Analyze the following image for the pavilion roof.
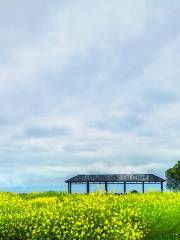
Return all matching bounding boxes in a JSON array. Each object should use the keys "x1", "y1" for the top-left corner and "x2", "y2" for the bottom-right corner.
[{"x1": 65, "y1": 174, "x2": 165, "y2": 183}]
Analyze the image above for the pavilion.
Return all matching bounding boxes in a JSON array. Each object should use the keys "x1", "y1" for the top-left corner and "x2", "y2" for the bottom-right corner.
[{"x1": 65, "y1": 174, "x2": 165, "y2": 194}]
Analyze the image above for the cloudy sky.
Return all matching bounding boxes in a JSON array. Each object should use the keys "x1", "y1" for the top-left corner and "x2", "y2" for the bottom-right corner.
[{"x1": 0, "y1": 0, "x2": 180, "y2": 188}]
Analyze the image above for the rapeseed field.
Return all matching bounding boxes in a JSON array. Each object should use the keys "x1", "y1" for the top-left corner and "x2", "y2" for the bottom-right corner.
[{"x1": 0, "y1": 192, "x2": 179, "y2": 240}]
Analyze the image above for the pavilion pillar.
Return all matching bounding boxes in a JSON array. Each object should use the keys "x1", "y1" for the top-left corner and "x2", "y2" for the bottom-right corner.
[
  {"x1": 142, "y1": 182, "x2": 145, "y2": 193},
  {"x1": 123, "y1": 182, "x2": 126, "y2": 194},
  {"x1": 161, "y1": 182, "x2": 163, "y2": 192},
  {"x1": 68, "y1": 183, "x2": 72, "y2": 194},
  {"x1": 105, "y1": 182, "x2": 108, "y2": 193},
  {"x1": 87, "y1": 182, "x2": 90, "y2": 194}
]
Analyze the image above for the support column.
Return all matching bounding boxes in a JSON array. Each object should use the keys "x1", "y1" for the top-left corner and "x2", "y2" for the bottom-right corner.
[
  {"x1": 124, "y1": 182, "x2": 126, "y2": 194},
  {"x1": 87, "y1": 182, "x2": 90, "y2": 194},
  {"x1": 105, "y1": 182, "x2": 108, "y2": 193},
  {"x1": 142, "y1": 182, "x2": 145, "y2": 193},
  {"x1": 68, "y1": 182, "x2": 72, "y2": 194},
  {"x1": 161, "y1": 182, "x2": 163, "y2": 192},
  {"x1": 69, "y1": 182, "x2": 72, "y2": 194}
]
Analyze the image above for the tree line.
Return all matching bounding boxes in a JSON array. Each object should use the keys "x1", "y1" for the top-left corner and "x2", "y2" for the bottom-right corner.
[{"x1": 166, "y1": 160, "x2": 180, "y2": 191}]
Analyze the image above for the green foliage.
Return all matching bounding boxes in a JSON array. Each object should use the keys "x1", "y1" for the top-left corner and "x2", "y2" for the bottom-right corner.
[
  {"x1": 165, "y1": 160, "x2": 180, "y2": 191},
  {"x1": 0, "y1": 192, "x2": 179, "y2": 239},
  {"x1": 130, "y1": 190, "x2": 138, "y2": 194},
  {"x1": 18, "y1": 191, "x2": 66, "y2": 200}
]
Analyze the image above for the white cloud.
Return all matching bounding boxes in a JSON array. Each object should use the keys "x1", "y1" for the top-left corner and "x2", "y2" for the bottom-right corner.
[{"x1": 0, "y1": 1, "x2": 179, "y2": 187}]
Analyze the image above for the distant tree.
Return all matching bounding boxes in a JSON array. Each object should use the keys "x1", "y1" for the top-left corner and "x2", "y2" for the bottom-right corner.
[
  {"x1": 165, "y1": 161, "x2": 180, "y2": 191},
  {"x1": 130, "y1": 190, "x2": 138, "y2": 194}
]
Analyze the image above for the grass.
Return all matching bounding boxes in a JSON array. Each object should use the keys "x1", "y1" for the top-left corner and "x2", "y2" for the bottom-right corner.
[{"x1": 0, "y1": 191, "x2": 179, "y2": 239}]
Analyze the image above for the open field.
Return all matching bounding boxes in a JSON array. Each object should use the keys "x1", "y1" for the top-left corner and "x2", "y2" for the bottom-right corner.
[{"x1": 0, "y1": 192, "x2": 179, "y2": 240}]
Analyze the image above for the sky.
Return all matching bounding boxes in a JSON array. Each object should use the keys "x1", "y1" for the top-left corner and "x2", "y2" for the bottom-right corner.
[{"x1": 0, "y1": 0, "x2": 180, "y2": 190}]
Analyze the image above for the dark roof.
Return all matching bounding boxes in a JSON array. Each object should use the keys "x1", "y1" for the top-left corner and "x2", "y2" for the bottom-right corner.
[{"x1": 65, "y1": 174, "x2": 165, "y2": 183}]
